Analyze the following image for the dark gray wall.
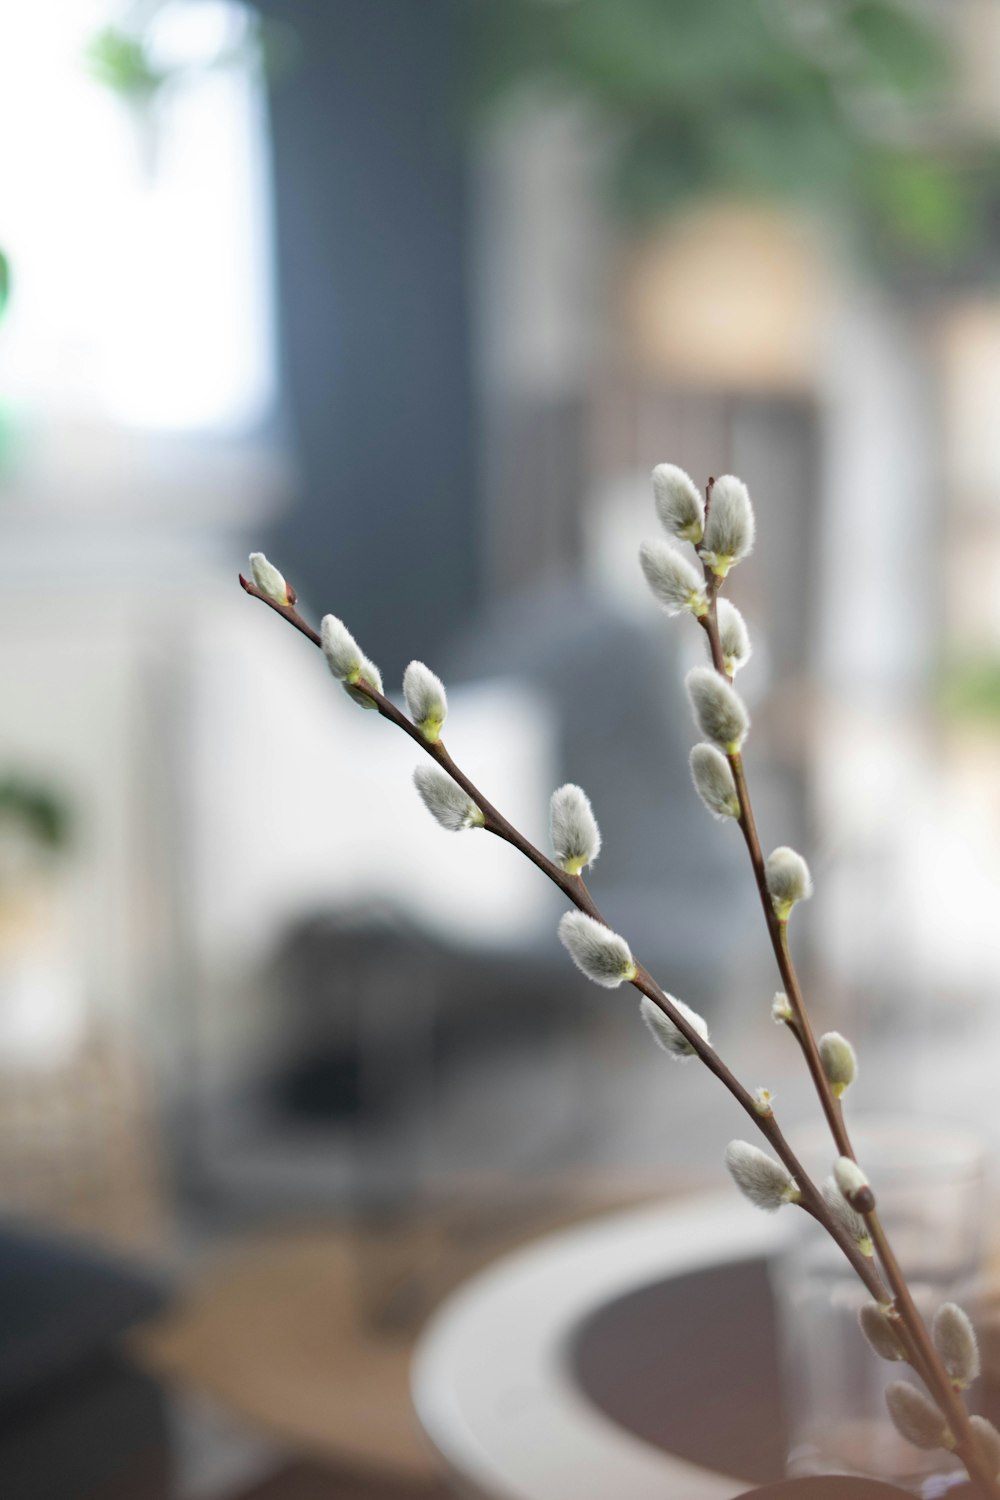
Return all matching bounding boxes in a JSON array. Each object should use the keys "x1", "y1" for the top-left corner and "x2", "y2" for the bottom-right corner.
[{"x1": 256, "y1": 0, "x2": 479, "y2": 669}]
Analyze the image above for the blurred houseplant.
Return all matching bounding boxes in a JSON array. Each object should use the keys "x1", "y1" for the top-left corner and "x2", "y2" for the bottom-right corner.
[
  {"x1": 84, "y1": 0, "x2": 297, "y2": 172},
  {"x1": 0, "y1": 774, "x2": 79, "y2": 1064},
  {"x1": 465, "y1": 0, "x2": 1000, "y2": 403},
  {"x1": 469, "y1": 0, "x2": 1000, "y2": 284},
  {"x1": 239, "y1": 464, "x2": 1000, "y2": 1495}
]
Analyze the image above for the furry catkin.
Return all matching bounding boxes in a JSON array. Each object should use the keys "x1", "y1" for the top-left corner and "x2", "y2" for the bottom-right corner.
[
  {"x1": 932, "y1": 1303, "x2": 980, "y2": 1388},
  {"x1": 689, "y1": 743, "x2": 740, "y2": 819},
  {"x1": 885, "y1": 1381, "x2": 950, "y2": 1451},
  {"x1": 550, "y1": 784, "x2": 602, "y2": 874},
  {"x1": 652, "y1": 462, "x2": 704, "y2": 542},
  {"x1": 640, "y1": 994, "x2": 708, "y2": 1058},
  {"x1": 765, "y1": 846, "x2": 812, "y2": 918},
  {"x1": 321, "y1": 614, "x2": 363, "y2": 682},
  {"x1": 413, "y1": 765, "x2": 483, "y2": 831},
  {"x1": 403, "y1": 661, "x2": 448, "y2": 741},
  {"x1": 725, "y1": 1140, "x2": 799, "y2": 1211},
  {"x1": 717, "y1": 598, "x2": 752, "y2": 675},
  {"x1": 344, "y1": 657, "x2": 384, "y2": 709},
  {"x1": 558, "y1": 911, "x2": 636, "y2": 988},
  {"x1": 819, "y1": 1032, "x2": 857, "y2": 1097},
  {"x1": 686, "y1": 667, "x2": 749, "y2": 752},
  {"x1": 639, "y1": 540, "x2": 707, "y2": 617},
  {"x1": 249, "y1": 552, "x2": 291, "y2": 605},
  {"x1": 823, "y1": 1176, "x2": 872, "y2": 1255},
  {"x1": 700, "y1": 474, "x2": 755, "y2": 575},
  {"x1": 859, "y1": 1303, "x2": 906, "y2": 1363}
]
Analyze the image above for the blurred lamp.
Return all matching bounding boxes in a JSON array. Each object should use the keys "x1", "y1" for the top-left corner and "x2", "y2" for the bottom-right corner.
[{"x1": 617, "y1": 200, "x2": 828, "y2": 394}]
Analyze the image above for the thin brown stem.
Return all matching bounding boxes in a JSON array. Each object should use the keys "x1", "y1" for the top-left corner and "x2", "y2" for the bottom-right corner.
[
  {"x1": 239, "y1": 574, "x2": 887, "y2": 1303},
  {"x1": 243, "y1": 571, "x2": 997, "y2": 1495},
  {"x1": 866, "y1": 1209, "x2": 994, "y2": 1493},
  {"x1": 698, "y1": 599, "x2": 997, "y2": 1497}
]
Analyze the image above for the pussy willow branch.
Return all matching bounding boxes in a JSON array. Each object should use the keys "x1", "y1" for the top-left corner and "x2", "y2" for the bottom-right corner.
[
  {"x1": 239, "y1": 574, "x2": 884, "y2": 1298},
  {"x1": 240, "y1": 571, "x2": 997, "y2": 1496},
  {"x1": 697, "y1": 578, "x2": 995, "y2": 1495}
]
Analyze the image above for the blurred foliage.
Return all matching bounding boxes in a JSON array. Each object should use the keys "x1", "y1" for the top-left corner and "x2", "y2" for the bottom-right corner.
[
  {"x1": 939, "y1": 657, "x2": 1000, "y2": 724},
  {"x1": 467, "y1": 0, "x2": 1000, "y2": 284},
  {"x1": 0, "y1": 777, "x2": 74, "y2": 851},
  {"x1": 0, "y1": 248, "x2": 8, "y2": 320},
  {"x1": 86, "y1": 25, "x2": 166, "y2": 101},
  {"x1": 85, "y1": 3, "x2": 299, "y2": 110}
]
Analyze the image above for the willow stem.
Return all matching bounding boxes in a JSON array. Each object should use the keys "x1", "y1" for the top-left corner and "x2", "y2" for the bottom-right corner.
[
  {"x1": 242, "y1": 572, "x2": 997, "y2": 1496},
  {"x1": 698, "y1": 595, "x2": 998, "y2": 1498},
  {"x1": 239, "y1": 574, "x2": 887, "y2": 1301}
]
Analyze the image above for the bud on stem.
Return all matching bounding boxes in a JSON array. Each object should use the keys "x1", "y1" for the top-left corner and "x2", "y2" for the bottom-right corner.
[
  {"x1": 885, "y1": 1381, "x2": 951, "y2": 1452},
  {"x1": 819, "y1": 1032, "x2": 857, "y2": 1097},
  {"x1": 639, "y1": 994, "x2": 708, "y2": 1058},
  {"x1": 640, "y1": 540, "x2": 708, "y2": 617},
  {"x1": 699, "y1": 474, "x2": 755, "y2": 577},
  {"x1": 859, "y1": 1302, "x2": 906, "y2": 1362},
  {"x1": 249, "y1": 551, "x2": 294, "y2": 606},
  {"x1": 652, "y1": 463, "x2": 705, "y2": 543},
  {"x1": 403, "y1": 661, "x2": 448, "y2": 742},
  {"x1": 558, "y1": 911, "x2": 636, "y2": 989},
  {"x1": 725, "y1": 1140, "x2": 800, "y2": 1212},
  {"x1": 834, "y1": 1156, "x2": 875, "y2": 1214},
  {"x1": 765, "y1": 846, "x2": 812, "y2": 921},
  {"x1": 932, "y1": 1303, "x2": 980, "y2": 1389},
  {"x1": 550, "y1": 784, "x2": 602, "y2": 874},
  {"x1": 685, "y1": 667, "x2": 749, "y2": 753}
]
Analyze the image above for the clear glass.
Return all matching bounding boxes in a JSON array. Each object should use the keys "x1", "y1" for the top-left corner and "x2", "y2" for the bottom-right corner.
[{"x1": 772, "y1": 1116, "x2": 988, "y2": 1494}]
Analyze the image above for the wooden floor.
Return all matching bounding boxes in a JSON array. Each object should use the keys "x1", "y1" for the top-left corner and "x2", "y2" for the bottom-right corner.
[{"x1": 135, "y1": 1181, "x2": 677, "y2": 1485}]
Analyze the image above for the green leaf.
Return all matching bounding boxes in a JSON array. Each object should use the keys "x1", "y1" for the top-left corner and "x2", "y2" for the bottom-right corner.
[
  {"x1": 84, "y1": 26, "x2": 164, "y2": 102},
  {"x1": 0, "y1": 777, "x2": 74, "y2": 850}
]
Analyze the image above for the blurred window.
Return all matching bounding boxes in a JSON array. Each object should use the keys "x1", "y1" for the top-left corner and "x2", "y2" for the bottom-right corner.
[{"x1": 0, "y1": 0, "x2": 274, "y2": 432}]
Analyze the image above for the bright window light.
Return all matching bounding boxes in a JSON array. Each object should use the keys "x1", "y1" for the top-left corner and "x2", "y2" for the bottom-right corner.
[{"x1": 0, "y1": 0, "x2": 275, "y2": 433}]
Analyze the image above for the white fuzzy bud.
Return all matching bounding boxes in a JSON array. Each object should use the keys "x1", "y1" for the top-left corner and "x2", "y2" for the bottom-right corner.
[
  {"x1": 550, "y1": 784, "x2": 602, "y2": 875},
  {"x1": 685, "y1": 667, "x2": 749, "y2": 752},
  {"x1": 823, "y1": 1177, "x2": 873, "y2": 1256},
  {"x1": 859, "y1": 1303, "x2": 906, "y2": 1362},
  {"x1": 652, "y1": 463, "x2": 704, "y2": 543},
  {"x1": 717, "y1": 598, "x2": 752, "y2": 676},
  {"x1": 885, "y1": 1381, "x2": 950, "y2": 1452},
  {"x1": 765, "y1": 846, "x2": 813, "y2": 920},
  {"x1": 772, "y1": 991, "x2": 793, "y2": 1025},
  {"x1": 834, "y1": 1156, "x2": 875, "y2": 1213},
  {"x1": 699, "y1": 474, "x2": 755, "y2": 577},
  {"x1": 970, "y1": 1416, "x2": 1000, "y2": 1477},
  {"x1": 932, "y1": 1303, "x2": 980, "y2": 1388},
  {"x1": 344, "y1": 657, "x2": 384, "y2": 710},
  {"x1": 724, "y1": 1141, "x2": 799, "y2": 1212},
  {"x1": 639, "y1": 993, "x2": 708, "y2": 1058},
  {"x1": 753, "y1": 1086, "x2": 775, "y2": 1116},
  {"x1": 639, "y1": 540, "x2": 708, "y2": 617},
  {"x1": 819, "y1": 1032, "x2": 857, "y2": 1098},
  {"x1": 249, "y1": 551, "x2": 291, "y2": 605},
  {"x1": 413, "y1": 765, "x2": 484, "y2": 831},
  {"x1": 403, "y1": 661, "x2": 448, "y2": 742},
  {"x1": 558, "y1": 911, "x2": 636, "y2": 989},
  {"x1": 689, "y1": 743, "x2": 740, "y2": 820},
  {"x1": 321, "y1": 614, "x2": 363, "y2": 683}
]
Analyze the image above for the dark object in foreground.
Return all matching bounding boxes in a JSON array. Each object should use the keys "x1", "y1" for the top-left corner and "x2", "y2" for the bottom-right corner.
[{"x1": 0, "y1": 1218, "x2": 170, "y2": 1498}]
